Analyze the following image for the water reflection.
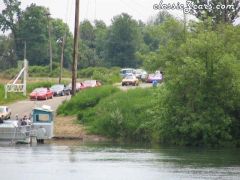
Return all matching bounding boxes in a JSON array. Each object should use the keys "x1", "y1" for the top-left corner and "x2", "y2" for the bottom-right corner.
[{"x1": 0, "y1": 140, "x2": 240, "y2": 180}]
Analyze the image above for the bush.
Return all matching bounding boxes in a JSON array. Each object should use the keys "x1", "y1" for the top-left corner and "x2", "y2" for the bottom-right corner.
[
  {"x1": 78, "y1": 67, "x2": 121, "y2": 84},
  {"x1": 80, "y1": 88, "x2": 157, "y2": 142},
  {"x1": 57, "y1": 86, "x2": 120, "y2": 115}
]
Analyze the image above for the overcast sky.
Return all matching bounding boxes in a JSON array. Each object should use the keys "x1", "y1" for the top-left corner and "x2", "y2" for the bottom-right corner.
[{"x1": 16, "y1": 0, "x2": 186, "y2": 33}]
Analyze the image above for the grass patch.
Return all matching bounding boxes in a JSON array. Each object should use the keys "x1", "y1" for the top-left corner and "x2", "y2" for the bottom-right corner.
[
  {"x1": 82, "y1": 88, "x2": 156, "y2": 142},
  {"x1": 57, "y1": 86, "x2": 157, "y2": 142},
  {"x1": 57, "y1": 86, "x2": 120, "y2": 115}
]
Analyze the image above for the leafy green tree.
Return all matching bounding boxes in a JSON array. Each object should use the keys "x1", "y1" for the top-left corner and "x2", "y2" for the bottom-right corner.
[
  {"x1": 51, "y1": 18, "x2": 73, "y2": 69},
  {"x1": 148, "y1": 11, "x2": 174, "y2": 25},
  {"x1": 154, "y1": 24, "x2": 240, "y2": 146},
  {"x1": 0, "y1": 0, "x2": 21, "y2": 59},
  {"x1": 190, "y1": 0, "x2": 240, "y2": 24},
  {"x1": 139, "y1": 18, "x2": 185, "y2": 71},
  {"x1": 80, "y1": 20, "x2": 95, "y2": 48},
  {"x1": 105, "y1": 13, "x2": 141, "y2": 67},
  {"x1": 17, "y1": 4, "x2": 49, "y2": 65},
  {"x1": 94, "y1": 20, "x2": 108, "y2": 62},
  {"x1": 0, "y1": 35, "x2": 16, "y2": 69}
]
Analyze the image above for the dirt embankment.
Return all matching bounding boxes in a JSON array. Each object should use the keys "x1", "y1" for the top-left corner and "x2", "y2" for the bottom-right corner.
[{"x1": 54, "y1": 116, "x2": 107, "y2": 142}]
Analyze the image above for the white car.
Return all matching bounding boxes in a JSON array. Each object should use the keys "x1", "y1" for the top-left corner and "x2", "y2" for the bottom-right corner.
[
  {"x1": 0, "y1": 106, "x2": 11, "y2": 120},
  {"x1": 135, "y1": 69, "x2": 148, "y2": 80}
]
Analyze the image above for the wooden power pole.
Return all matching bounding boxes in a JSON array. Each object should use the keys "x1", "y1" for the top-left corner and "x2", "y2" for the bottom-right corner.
[
  {"x1": 59, "y1": 33, "x2": 66, "y2": 84},
  {"x1": 46, "y1": 12, "x2": 53, "y2": 73},
  {"x1": 72, "y1": 0, "x2": 80, "y2": 96}
]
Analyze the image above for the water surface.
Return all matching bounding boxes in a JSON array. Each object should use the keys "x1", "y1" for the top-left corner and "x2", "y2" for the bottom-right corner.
[{"x1": 0, "y1": 141, "x2": 239, "y2": 180}]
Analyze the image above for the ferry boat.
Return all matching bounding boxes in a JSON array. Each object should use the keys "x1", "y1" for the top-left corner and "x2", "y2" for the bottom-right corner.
[{"x1": 0, "y1": 105, "x2": 54, "y2": 144}]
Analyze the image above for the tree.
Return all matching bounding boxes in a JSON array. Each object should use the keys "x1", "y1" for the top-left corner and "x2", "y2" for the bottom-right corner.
[
  {"x1": 0, "y1": 0, "x2": 21, "y2": 59},
  {"x1": 189, "y1": 0, "x2": 240, "y2": 24},
  {"x1": 105, "y1": 13, "x2": 141, "y2": 67},
  {"x1": 94, "y1": 20, "x2": 108, "y2": 61},
  {"x1": 153, "y1": 24, "x2": 240, "y2": 146},
  {"x1": 0, "y1": 35, "x2": 16, "y2": 70},
  {"x1": 51, "y1": 18, "x2": 73, "y2": 69},
  {"x1": 17, "y1": 4, "x2": 50, "y2": 66},
  {"x1": 139, "y1": 18, "x2": 185, "y2": 71},
  {"x1": 148, "y1": 11, "x2": 174, "y2": 25},
  {"x1": 80, "y1": 20, "x2": 95, "y2": 47}
]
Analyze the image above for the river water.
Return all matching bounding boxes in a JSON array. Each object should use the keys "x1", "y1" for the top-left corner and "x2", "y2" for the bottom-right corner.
[{"x1": 0, "y1": 141, "x2": 240, "y2": 180}]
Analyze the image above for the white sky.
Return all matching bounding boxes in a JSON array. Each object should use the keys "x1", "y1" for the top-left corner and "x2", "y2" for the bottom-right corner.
[{"x1": 16, "y1": 0, "x2": 187, "y2": 33}]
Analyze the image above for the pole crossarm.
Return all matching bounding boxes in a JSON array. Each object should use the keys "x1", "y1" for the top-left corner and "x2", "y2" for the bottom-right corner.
[{"x1": 12, "y1": 67, "x2": 25, "y2": 84}]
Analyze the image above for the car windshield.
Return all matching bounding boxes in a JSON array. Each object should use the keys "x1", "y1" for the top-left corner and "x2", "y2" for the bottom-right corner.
[
  {"x1": 125, "y1": 76, "x2": 134, "y2": 79},
  {"x1": 135, "y1": 69, "x2": 143, "y2": 74},
  {"x1": 0, "y1": 107, "x2": 4, "y2": 113},
  {"x1": 121, "y1": 69, "x2": 133, "y2": 74},
  {"x1": 51, "y1": 85, "x2": 64, "y2": 90},
  {"x1": 84, "y1": 80, "x2": 95, "y2": 85},
  {"x1": 33, "y1": 88, "x2": 47, "y2": 93}
]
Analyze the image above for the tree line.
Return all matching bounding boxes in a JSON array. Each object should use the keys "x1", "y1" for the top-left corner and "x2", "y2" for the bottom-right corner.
[{"x1": 1, "y1": 0, "x2": 238, "y2": 72}]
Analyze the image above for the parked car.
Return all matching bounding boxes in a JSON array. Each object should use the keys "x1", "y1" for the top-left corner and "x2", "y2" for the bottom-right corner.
[
  {"x1": 122, "y1": 75, "x2": 139, "y2": 86},
  {"x1": 67, "y1": 82, "x2": 86, "y2": 94},
  {"x1": 135, "y1": 69, "x2": 148, "y2": 81},
  {"x1": 120, "y1": 68, "x2": 135, "y2": 78},
  {"x1": 146, "y1": 72, "x2": 163, "y2": 83},
  {"x1": 50, "y1": 84, "x2": 71, "y2": 96},
  {"x1": 30, "y1": 88, "x2": 53, "y2": 100},
  {"x1": 83, "y1": 80, "x2": 102, "y2": 88},
  {"x1": 0, "y1": 106, "x2": 11, "y2": 120}
]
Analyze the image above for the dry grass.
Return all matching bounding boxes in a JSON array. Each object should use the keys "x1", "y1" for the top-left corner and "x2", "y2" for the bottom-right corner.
[
  {"x1": 54, "y1": 116, "x2": 85, "y2": 138},
  {"x1": 54, "y1": 115, "x2": 108, "y2": 142}
]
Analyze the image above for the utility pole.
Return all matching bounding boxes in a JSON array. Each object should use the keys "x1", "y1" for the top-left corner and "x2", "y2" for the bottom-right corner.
[
  {"x1": 72, "y1": 0, "x2": 80, "y2": 96},
  {"x1": 183, "y1": 9, "x2": 187, "y2": 41},
  {"x1": 59, "y1": 33, "x2": 66, "y2": 84},
  {"x1": 24, "y1": 41, "x2": 27, "y2": 60},
  {"x1": 46, "y1": 12, "x2": 53, "y2": 73}
]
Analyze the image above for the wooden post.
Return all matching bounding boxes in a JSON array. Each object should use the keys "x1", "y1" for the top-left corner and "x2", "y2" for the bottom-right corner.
[
  {"x1": 72, "y1": 0, "x2": 80, "y2": 96},
  {"x1": 59, "y1": 33, "x2": 66, "y2": 84},
  {"x1": 46, "y1": 12, "x2": 53, "y2": 73},
  {"x1": 23, "y1": 59, "x2": 28, "y2": 96}
]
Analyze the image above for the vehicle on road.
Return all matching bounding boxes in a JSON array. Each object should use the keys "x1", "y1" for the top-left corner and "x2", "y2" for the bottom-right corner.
[
  {"x1": 30, "y1": 88, "x2": 53, "y2": 100},
  {"x1": 146, "y1": 72, "x2": 163, "y2": 83},
  {"x1": 120, "y1": 68, "x2": 135, "y2": 78},
  {"x1": 83, "y1": 80, "x2": 102, "y2": 88},
  {"x1": 50, "y1": 84, "x2": 70, "y2": 96},
  {"x1": 0, "y1": 106, "x2": 11, "y2": 120},
  {"x1": 122, "y1": 75, "x2": 139, "y2": 86},
  {"x1": 135, "y1": 69, "x2": 148, "y2": 81},
  {"x1": 67, "y1": 82, "x2": 86, "y2": 94}
]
